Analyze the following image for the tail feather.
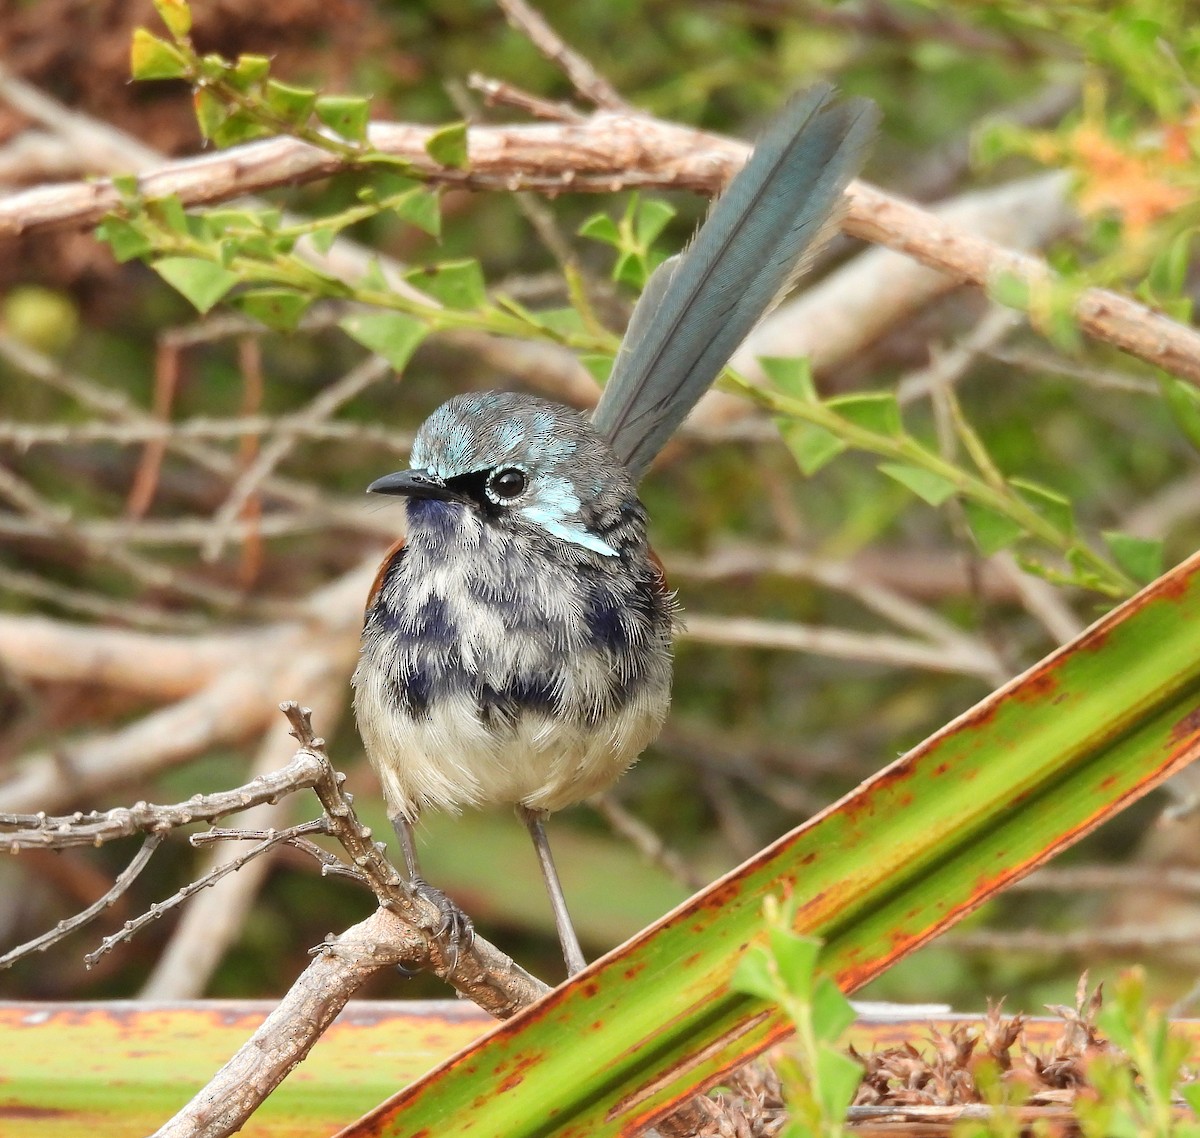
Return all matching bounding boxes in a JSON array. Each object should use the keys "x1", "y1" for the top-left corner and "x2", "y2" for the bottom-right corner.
[{"x1": 591, "y1": 84, "x2": 878, "y2": 481}]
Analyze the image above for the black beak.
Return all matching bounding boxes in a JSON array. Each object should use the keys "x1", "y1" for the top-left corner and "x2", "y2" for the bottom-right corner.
[{"x1": 366, "y1": 469, "x2": 469, "y2": 504}]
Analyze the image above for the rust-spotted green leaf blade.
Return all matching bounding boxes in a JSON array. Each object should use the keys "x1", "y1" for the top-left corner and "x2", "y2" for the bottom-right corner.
[{"x1": 343, "y1": 550, "x2": 1200, "y2": 1138}]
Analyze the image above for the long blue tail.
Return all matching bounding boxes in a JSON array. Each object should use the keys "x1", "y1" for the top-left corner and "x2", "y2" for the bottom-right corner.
[{"x1": 591, "y1": 84, "x2": 877, "y2": 482}]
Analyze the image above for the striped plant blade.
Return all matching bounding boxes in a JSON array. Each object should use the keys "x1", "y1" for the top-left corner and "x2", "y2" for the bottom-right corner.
[{"x1": 341, "y1": 549, "x2": 1200, "y2": 1138}]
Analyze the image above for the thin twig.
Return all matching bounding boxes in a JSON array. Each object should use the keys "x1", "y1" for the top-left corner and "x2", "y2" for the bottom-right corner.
[
  {"x1": 681, "y1": 612, "x2": 1000, "y2": 680},
  {"x1": 493, "y1": 0, "x2": 627, "y2": 109},
  {"x1": 84, "y1": 824, "x2": 314, "y2": 968},
  {"x1": 0, "y1": 833, "x2": 164, "y2": 969},
  {"x1": 467, "y1": 73, "x2": 585, "y2": 122},
  {"x1": 589, "y1": 792, "x2": 705, "y2": 891},
  {"x1": 201, "y1": 354, "x2": 392, "y2": 561},
  {"x1": 191, "y1": 824, "x2": 368, "y2": 885},
  {"x1": 0, "y1": 750, "x2": 325, "y2": 849}
]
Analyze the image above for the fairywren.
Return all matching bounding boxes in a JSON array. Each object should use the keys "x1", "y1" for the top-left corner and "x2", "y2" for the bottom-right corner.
[{"x1": 353, "y1": 85, "x2": 877, "y2": 975}]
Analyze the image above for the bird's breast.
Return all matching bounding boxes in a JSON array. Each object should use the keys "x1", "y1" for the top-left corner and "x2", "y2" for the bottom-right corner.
[{"x1": 352, "y1": 539, "x2": 674, "y2": 816}]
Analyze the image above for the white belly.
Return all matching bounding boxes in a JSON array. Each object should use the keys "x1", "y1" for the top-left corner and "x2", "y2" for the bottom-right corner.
[{"x1": 354, "y1": 669, "x2": 670, "y2": 817}]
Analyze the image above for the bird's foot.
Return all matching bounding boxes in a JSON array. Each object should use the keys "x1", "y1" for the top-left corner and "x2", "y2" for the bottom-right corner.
[{"x1": 398, "y1": 877, "x2": 474, "y2": 975}]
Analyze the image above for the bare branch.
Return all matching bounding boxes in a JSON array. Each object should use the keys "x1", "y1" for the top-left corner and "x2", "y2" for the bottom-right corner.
[
  {"x1": 148, "y1": 908, "x2": 426, "y2": 1138},
  {"x1": 0, "y1": 747, "x2": 323, "y2": 848},
  {"x1": 201, "y1": 354, "x2": 392, "y2": 562},
  {"x1": 0, "y1": 833, "x2": 164, "y2": 969},
  {"x1": 681, "y1": 613, "x2": 1001, "y2": 681},
  {"x1": 84, "y1": 824, "x2": 314, "y2": 968},
  {"x1": 1, "y1": 109, "x2": 1196, "y2": 383},
  {"x1": 494, "y1": 0, "x2": 628, "y2": 109},
  {"x1": 191, "y1": 825, "x2": 368, "y2": 885}
]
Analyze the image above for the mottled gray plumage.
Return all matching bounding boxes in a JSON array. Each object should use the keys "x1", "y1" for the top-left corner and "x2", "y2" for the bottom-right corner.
[
  {"x1": 355, "y1": 392, "x2": 675, "y2": 820},
  {"x1": 352, "y1": 88, "x2": 877, "y2": 973}
]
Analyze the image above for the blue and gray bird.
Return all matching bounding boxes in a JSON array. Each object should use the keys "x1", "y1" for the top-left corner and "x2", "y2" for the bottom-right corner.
[{"x1": 353, "y1": 85, "x2": 877, "y2": 975}]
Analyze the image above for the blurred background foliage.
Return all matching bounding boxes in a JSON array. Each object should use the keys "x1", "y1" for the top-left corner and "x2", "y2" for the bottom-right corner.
[{"x1": 2, "y1": 0, "x2": 1200, "y2": 1017}]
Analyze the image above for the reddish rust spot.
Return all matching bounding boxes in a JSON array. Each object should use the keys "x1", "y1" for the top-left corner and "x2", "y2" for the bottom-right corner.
[
  {"x1": 0, "y1": 1107, "x2": 68, "y2": 1119},
  {"x1": 497, "y1": 1073, "x2": 525, "y2": 1093},
  {"x1": 1171, "y1": 704, "x2": 1200, "y2": 743},
  {"x1": 579, "y1": 980, "x2": 600, "y2": 998},
  {"x1": 623, "y1": 962, "x2": 646, "y2": 981},
  {"x1": 800, "y1": 851, "x2": 817, "y2": 865},
  {"x1": 1098, "y1": 773, "x2": 1120, "y2": 790},
  {"x1": 933, "y1": 762, "x2": 950, "y2": 777},
  {"x1": 1015, "y1": 669, "x2": 1058, "y2": 701}
]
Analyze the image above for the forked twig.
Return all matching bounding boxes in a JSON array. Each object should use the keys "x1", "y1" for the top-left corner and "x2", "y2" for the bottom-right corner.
[{"x1": 0, "y1": 833, "x2": 164, "y2": 969}]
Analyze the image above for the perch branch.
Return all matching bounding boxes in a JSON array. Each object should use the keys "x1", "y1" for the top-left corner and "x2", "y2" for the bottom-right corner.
[{"x1": 1, "y1": 112, "x2": 1196, "y2": 383}]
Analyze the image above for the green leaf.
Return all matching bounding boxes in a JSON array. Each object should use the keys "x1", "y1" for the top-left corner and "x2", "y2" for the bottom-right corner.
[
  {"x1": 130, "y1": 28, "x2": 189, "y2": 81},
  {"x1": 759, "y1": 356, "x2": 817, "y2": 402},
  {"x1": 315, "y1": 95, "x2": 371, "y2": 143},
  {"x1": 578, "y1": 213, "x2": 621, "y2": 247},
  {"x1": 988, "y1": 269, "x2": 1031, "y2": 311},
  {"x1": 613, "y1": 251, "x2": 644, "y2": 290},
  {"x1": 152, "y1": 257, "x2": 239, "y2": 313},
  {"x1": 211, "y1": 110, "x2": 271, "y2": 148},
  {"x1": 228, "y1": 53, "x2": 270, "y2": 92},
  {"x1": 778, "y1": 419, "x2": 846, "y2": 476},
  {"x1": 152, "y1": 0, "x2": 192, "y2": 38},
  {"x1": 962, "y1": 500, "x2": 1024, "y2": 555},
  {"x1": 827, "y1": 392, "x2": 902, "y2": 436},
  {"x1": 729, "y1": 945, "x2": 779, "y2": 1004},
  {"x1": 339, "y1": 311, "x2": 427, "y2": 371},
  {"x1": 95, "y1": 216, "x2": 152, "y2": 263},
  {"x1": 1102, "y1": 532, "x2": 1163, "y2": 584},
  {"x1": 404, "y1": 260, "x2": 487, "y2": 310},
  {"x1": 193, "y1": 87, "x2": 229, "y2": 141},
  {"x1": 390, "y1": 188, "x2": 441, "y2": 237},
  {"x1": 810, "y1": 977, "x2": 856, "y2": 1043},
  {"x1": 195, "y1": 52, "x2": 229, "y2": 84},
  {"x1": 634, "y1": 199, "x2": 676, "y2": 246},
  {"x1": 308, "y1": 224, "x2": 344, "y2": 256},
  {"x1": 1148, "y1": 229, "x2": 1194, "y2": 297},
  {"x1": 1161, "y1": 376, "x2": 1200, "y2": 454},
  {"x1": 765, "y1": 928, "x2": 819, "y2": 1000},
  {"x1": 878, "y1": 462, "x2": 957, "y2": 506},
  {"x1": 146, "y1": 194, "x2": 188, "y2": 234},
  {"x1": 814, "y1": 1046, "x2": 863, "y2": 1121},
  {"x1": 425, "y1": 122, "x2": 469, "y2": 169},
  {"x1": 232, "y1": 288, "x2": 311, "y2": 333},
  {"x1": 110, "y1": 173, "x2": 141, "y2": 203},
  {"x1": 534, "y1": 307, "x2": 586, "y2": 336},
  {"x1": 1010, "y1": 477, "x2": 1074, "y2": 535},
  {"x1": 358, "y1": 257, "x2": 388, "y2": 293},
  {"x1": 265, "y1": 79, "x2": 317, "y2": 128}
]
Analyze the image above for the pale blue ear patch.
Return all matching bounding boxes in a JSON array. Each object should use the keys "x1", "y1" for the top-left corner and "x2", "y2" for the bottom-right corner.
[
  {"x1": 519, "y1": 472, "x2": 618, "y2": 556},
  {"x1": 520, "y1": 504, "x2": 618, "y2": 556}
]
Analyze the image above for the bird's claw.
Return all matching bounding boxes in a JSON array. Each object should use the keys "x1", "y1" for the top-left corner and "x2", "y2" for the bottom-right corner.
[{"x1": 396, "y1": 877, "x2": 474, "y2": 976}]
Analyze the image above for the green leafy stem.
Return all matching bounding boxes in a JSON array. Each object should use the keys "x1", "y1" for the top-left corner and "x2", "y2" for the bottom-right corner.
[{"x1": 726, "y1": 357, "x2": 1149, "y2": 598}]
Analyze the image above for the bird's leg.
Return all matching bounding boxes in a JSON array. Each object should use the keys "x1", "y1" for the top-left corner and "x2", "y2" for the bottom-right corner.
[
  {"x1": 518, "y1": 805, "x2": 587, "y2": 977},
  {"x1": 389, "y1": 812, "x2": 473, "y2": 964}
]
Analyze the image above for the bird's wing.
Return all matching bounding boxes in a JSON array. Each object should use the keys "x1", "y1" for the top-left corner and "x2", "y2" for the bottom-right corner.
[
  {"x1": 365, "y1": 537, "x2": 407, "y2": 620},
  {"x1": 591, "y1": 84, "x2": 878, "y2": 482}
]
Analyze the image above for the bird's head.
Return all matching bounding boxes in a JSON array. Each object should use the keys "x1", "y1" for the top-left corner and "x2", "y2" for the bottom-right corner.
[{"x1": 368, "y1": 391, "x2": 639, "y2": 558}]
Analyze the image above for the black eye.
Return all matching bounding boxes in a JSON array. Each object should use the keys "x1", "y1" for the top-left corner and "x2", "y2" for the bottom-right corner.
[{"x1": 488, "y1": 467, "x2": 527, "y2": 501}]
